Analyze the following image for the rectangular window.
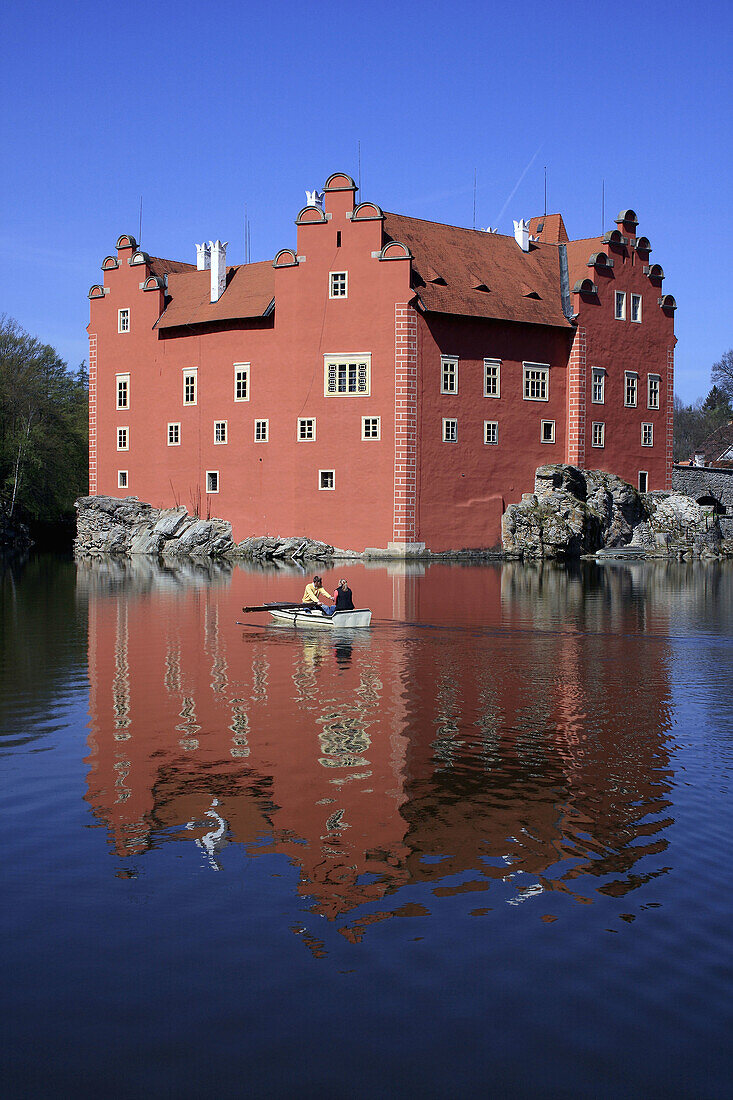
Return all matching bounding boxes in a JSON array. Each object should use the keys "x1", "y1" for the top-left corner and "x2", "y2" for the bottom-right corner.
[
  {"x1": 362, "y1": 416, "x2": 380, "y2": 440},
  {"x1": 324, "y1": 354, "x2": 370, "y2": 396},
  {"x1": 441, "y1": 356, "x2": 458, "y2": 394},
  {"x1": 615, "y1": 291, "x2": 626, "y2": 320},
  {"x1": 206, "y1": 471, "x2": 219, "y2": 493},
  {"x1": 118, "y1": 470, "x2": 128, "y2": 489},
  {"x1": 443, "y1": 418, "x2": 457, "y2": 442},
  {"x1": 254, "y1": 419, "x2": 268, "y2": 442},
  {"x1": 638, "y1": 471, "x2": 648, "y2": 492},
  {"x1": 116, "y1": 374, "x2": 129, "y2": 410},
  {"x1": 484, "y1": 421, "x2": 498, "y2": 445},
  {"x1": 625, "y1": 372, "x2": 638, "y2": 407},
  {"x1": 319, "y1": 470, "x2": 335, "y2": 490},
  {"x1": 329, "y1": 272, "x2": 347, "y2": 298},
  {"x1": 648, "y1": 375, "x2": 660, "y2": 409},
  {"x1": 168, "y1": 422, "x2": 180, "y2": 446},
  {"x1": 214, "y1": 420, "x2": 227, "y2": 444},
  {"x1": 631, "y1": 294, "x2": 642, "y2": 323},
  {"x1": 298, "y1": 418, "x2": 316, "y2": 441},
  {"x1": 484, "y1": 359, "x2": 501, "y2": 398},
  {"x1": 118, "y1": 309, "x2": 130, "y2": 333},
  {"x1": 642, "y1": 422, "x2": 653, "y2": 447},
  {"x1": 183, "y1": 369, "x2": 197, "y2": 406},
  {"x1": 234, "y1": 364, "x2": 249, "y2": 401},
  {"x1": 523, "y1": 363, "x2": 549, "y2": 401},
  {"x1": 117, "y1": 427, "x2": 128, "y2": 451},
  {"x1": 591, "y1": 368, "x2": 605, "y2": 404},
  {"x1": 541, "y1": 420, "x2": 556, "y2": 443},
  {"x1": 592, "y1": 422, "x2": 605, "y2": 448}
]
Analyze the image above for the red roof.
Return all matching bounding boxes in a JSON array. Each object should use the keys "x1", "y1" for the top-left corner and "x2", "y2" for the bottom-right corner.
[
  {"x1": 565, "y1": 236, "x2": 605, "y2": 287},
  {"x1": 156, "y1": 261, "x2": 275, "y2": 329},
  {"x1": 527, "y1": 214, "x2": 568, "y2": 243},
  {"x1": 382, "y1": 212, "x2": 572, "y2": 329},
  {"x1": 148, "y1": 256, "x2": 196, "y2": 278}
]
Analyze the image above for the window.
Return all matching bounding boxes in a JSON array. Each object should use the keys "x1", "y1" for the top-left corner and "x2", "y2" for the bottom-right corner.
[
  {"x1": 298, "y1": 418, "x2": 316, "y2": 441},
  {"x1": 254, "y1": 419, "x2": 268, "y2": 442},
  {"x1": 441, "y1": 356, "x2": 458, "y2": 394},
  {"x1": 541, "y1": 420, "x2": 556, "y2": 443},
  {"x1": 206, "y1": 471, "x2": 219, "y2": 493},
  {"x1": 362, "y1": 416, "x2": 380, "y2": 440},
  {"x1": 648, "y1": 375, "x2": 660, "y2": 409},
  {"x1": 625, "y1": 372, "x2": 638, "y2": 407},
  {"x1": 329, "y1": 272, "x2": 347, "y2": 298},
  {"x1": 638, "y1": 471, "x2": 648, "y2": 492},
  {"x1": 443, "y1": 418, "x2": 457, "y2": 442},
  {"x1": 523, "y1": 363, "x2": 549, "y2": 401},
  {"x1": 319, "y1": 470, "x2": 335, "y2": 490},
  {"x1": 592, "y1": 422, "x2": 605, "y2": 448},
  {"x1": 324, "y1": 354, "x2": 370, "y2": 396},
  {"x1": 484, "y1": 421, "x2": 498, "y2": 445},
  {"x1": 183, "y1": 369, "x2": 197, "y2": 405},
  {"x1": 234, "y1": 364, "x2": 249, "y2": 401},
  {"x1": 117, "y1": 427, "x2": 128, "y2": 451},
  {"x1": 484, "y1": 359, "x2": 501, "y2": 398},
  {"x1": 615, "y1": 291, "x2": 626, "y2": 320},
  {"x1": 168, "y1": 422, "x2": 180, "y2": 446},
  {"x1": 116, "y1": 374, "x2": 129, "y2": 410},
  {"x1": 118, "y1": 470, "x2": 128, "y2": 489},
  {"x1": 642, "y1": 423, "x2": 653, "y2": 447},
  {"x1": 631, "y1": 294, "x2": 642, "y2": 323},
  {"x1": 214, "y1": 420, "x2": 227, "y2": 444},
  {"x1": 118, "y1": 309, "x2": 130, "y2": 333},
  {"x1": 591, "y1": 368, "x2": 605, "y2": 404}
]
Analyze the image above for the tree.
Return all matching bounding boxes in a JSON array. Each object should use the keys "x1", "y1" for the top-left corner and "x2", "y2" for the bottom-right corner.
[
  {"x1": 0, "y1": 316, "x2": 88, "y2": 525},
  {"x1": 711, "y1": 349, "x2": 733, "y2": 402}
]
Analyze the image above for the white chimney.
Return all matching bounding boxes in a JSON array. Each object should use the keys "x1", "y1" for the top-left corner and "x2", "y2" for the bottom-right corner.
[
  {"x1": 210, "y1": 240, "x2": 228, "y2": 303},
  {"x1": 305, "y1": 189, "x2": 325, "y2": 209},
  {"x1": 513, "y1": 218, "x2": 530, "y2": 252},
  {"x1": 694, "y1": 452, "x2": 705, "y2": 467},
  {"x1": 196, "y1": 242, "x2": 211, "y2": 271}
]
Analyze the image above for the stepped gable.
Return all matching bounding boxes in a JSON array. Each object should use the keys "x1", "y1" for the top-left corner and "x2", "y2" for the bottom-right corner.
[
  {"x1": 564, "y1": 235, "x2": 605, "y2": 286},
  {"x1": 382, "y1": 211, "x2": 572, "y2": 329},
  {"x1": 156, "y1": 260, "x2": 275, "y2": 329}
]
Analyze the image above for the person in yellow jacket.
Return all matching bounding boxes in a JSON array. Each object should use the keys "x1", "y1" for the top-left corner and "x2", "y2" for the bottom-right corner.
[{"x1": 301, "y1": 575, "x2": 333, "y2": 612}]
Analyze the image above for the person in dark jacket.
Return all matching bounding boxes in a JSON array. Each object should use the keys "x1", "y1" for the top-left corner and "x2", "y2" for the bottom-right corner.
[{"x1": 333, "y1": 579, "x2": 354, "y2": 611}]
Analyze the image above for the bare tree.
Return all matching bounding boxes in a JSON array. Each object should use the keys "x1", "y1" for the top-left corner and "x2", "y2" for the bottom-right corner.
[{"x1": 711, "y1": 349, "x2": 733, "y2": 400}]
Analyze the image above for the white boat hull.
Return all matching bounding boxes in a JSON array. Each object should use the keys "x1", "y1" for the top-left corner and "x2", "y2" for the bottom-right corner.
[{"x1": 269, "y1": 607, "x2": 372, "y2": 629}]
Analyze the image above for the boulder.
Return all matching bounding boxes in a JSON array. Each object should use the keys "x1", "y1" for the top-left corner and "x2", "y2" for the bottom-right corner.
[{"x1": 75, "y1": 497, "x2": 234, "y2": 559}]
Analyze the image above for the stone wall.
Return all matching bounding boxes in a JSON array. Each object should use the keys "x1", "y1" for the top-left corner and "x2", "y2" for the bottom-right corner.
[{"x1": 672, "y1": 464, "x2": 733, "y2": 537}]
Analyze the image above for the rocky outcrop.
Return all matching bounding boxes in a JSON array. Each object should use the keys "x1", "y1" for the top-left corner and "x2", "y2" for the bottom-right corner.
[
  {"x1": 230, "y1": 535, "x2": 347, "y2": 563},
  {"x1": 503, "y1": 465, "x2": 726, "y2": 559},
  {"x1": 75, "y1": 496, "x2": 234, "y2": 559}
]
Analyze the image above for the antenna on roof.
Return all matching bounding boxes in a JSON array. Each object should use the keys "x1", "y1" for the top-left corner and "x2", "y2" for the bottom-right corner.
[
  {"x1": 358, "y1": 140, "x2": 361, "y2": 192},
  {"x1": 473, "y1": 168, "x2": 477, "y2": 230},
  {"x1": 601, "y1": 179, "x2": 605, "y2": 235},
  {"x1": 244, "y1": 204, "x2": 252, "y2": 264},
  {"x1": 544, "y1": 167, "x2": 547, "y2": 218},
  {"x1": 138, "y1": 196, "x2": 143, "y2": 248}
]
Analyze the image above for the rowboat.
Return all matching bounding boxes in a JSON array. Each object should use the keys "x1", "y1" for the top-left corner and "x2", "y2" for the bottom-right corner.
[{"x1": 268, "y1": 606, "x2": 372, "y2": 628}]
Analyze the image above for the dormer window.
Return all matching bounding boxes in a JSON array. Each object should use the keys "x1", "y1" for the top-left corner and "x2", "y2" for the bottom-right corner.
[{"x1": 329, "y1": 272, "x2": 347, "y2": 298}]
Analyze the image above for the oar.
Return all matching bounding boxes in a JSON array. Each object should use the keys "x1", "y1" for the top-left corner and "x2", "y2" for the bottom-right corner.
[{"x1": 241, "y1": 602, "x2": 315, "y2": 613}]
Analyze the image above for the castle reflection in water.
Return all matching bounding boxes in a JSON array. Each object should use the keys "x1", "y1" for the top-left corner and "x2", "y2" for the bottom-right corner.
[{"x1": 78, "y1": 556, "x2": 680, "y2": 935}]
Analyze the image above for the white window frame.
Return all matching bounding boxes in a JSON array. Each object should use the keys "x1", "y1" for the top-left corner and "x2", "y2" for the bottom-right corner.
[
  {"x1": 324, "y1": 354, "x2": 371, "y2": 396},
  {"x1": 442, "y1": 418, "x2": 457, "y2": 443},
  {"x1": 523, "y1": 363, "x2": 550, "y2": 402},
  {"x1": 484, "y1": 420, "x2": 498, "y2": 445},
  {"x1": 591, "y1": 367, "x2": 605, "y2": 404},
  {"x1": 638, "y1": 471, "x2": 648, "y2": 492},
  {"x1": 631, "y1": 294, "x2": 642, "y2": 323},
  {"x1": 319, "y1": 469, "x2": 335, "y2": 490},
  {"x1": 441, "y1": 356, "x2": 459, "y2": 395},
  {"x1": 206, "y1": 470, "x2": 219, "y2": 494},
  {"x1": 329, "y1": 271, "x2": 348, "y2": 298},
  {"x1": 297, "y1": 417, "x2": 316, "y2": 442},
  {"x1": 118, "y1": 308, "x2": 130, "y2": 333},
  {"x1": 254, "y1": 419, "x2": 268, "y2": 442},
  {"x1": 234, "y1": 364, "x2": 250, "y2": 402},
  {"x1": 117, "y1": 426, "x2": 128, "y2": 451},
  {"x1": 541, "y1": 419, "x2": 556, "y2": 444},
  {"x1": 183, "y1": 368, "x2": 197, "y2": 406},
  {"x1": 615, "y1": 291, "x2": 626, "y2": 320},
  {"x1": 168, "y1": 422, "x2": 180, "y2": 446},
  {"x1": 591, "y1": 422, "x2": 605, "y2": 448},
  {"x1": 648, "y1": 374, "x2": 660, "y2": 409},
  {"x1": 116, "y1": 373, "x2": 129, "y2": 410},
  {"x1": 625, "y1": 372, "x2": 638, "y2": 407},
  {"x1": 642, "y1": 422, "x2": 654, "y2": 447},
  {"x1": 361, "y1": 416, "x2": 380, "y2": 440},
  {"x1": 214, "y1": 420, "x2": 228, "y2": 444},
  {"x1": 484, "y1": 359, "x2": 501, "y2": 398},
  {"x1": 118, "y1": 470, "x2": 128, "y2": 489}
]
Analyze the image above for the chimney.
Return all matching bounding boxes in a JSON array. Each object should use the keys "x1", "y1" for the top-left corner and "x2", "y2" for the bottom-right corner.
[
  {"x1": 513, "y1": 218, "x2": 530, "y2": 252},
  {"x1": 196, "y1": 242, "x2": 211, "y2": 271},
  {"x1": 694, "y1": 453, "x2": 705, "y2": 468},
  {"x1": 305, "y1": 189, "x2": 325, "y2": 210},
  {"x1": 210, "y1": 240, "x2": 228, "y2": 303}
]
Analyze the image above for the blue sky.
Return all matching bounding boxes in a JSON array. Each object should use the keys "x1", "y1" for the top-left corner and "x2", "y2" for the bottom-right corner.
[{"x1": 2, "y1": 0, "x2": 731, "y2": 401}]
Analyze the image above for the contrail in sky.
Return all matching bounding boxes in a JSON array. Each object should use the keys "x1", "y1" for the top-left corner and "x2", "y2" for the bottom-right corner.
[{"x1": 494, "y1": 144, "x2": 544, "y2": 226}]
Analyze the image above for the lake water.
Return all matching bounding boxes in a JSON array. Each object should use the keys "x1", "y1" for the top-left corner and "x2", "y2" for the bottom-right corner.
[{"x1": 2, "y1": 554, "x2": 732, "y2": 1098}]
